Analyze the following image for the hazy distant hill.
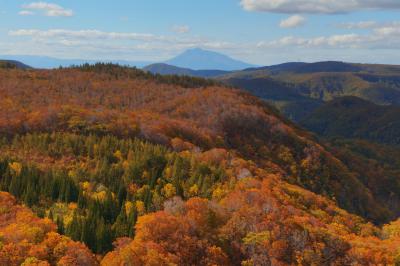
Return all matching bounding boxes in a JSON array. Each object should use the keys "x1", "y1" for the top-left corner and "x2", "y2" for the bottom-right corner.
[
  {"x1": 301, "y1": 96, "x2": 400, "y2": 146},
  {"x1": 143, "y1": 63, "x2": 229, "y2": 77},
  {"x1": 1, "y1": 48, "x2": 255, "y2": 71},
  {"x1": 0, "y1": 55, "x2": 151, "y2": 69},
  {"x1": 0, "y1": 59, "x2": 31, "y2": 69},
  {"x1": 165, "y1": 48, "x2": 256, "y2": 71}
]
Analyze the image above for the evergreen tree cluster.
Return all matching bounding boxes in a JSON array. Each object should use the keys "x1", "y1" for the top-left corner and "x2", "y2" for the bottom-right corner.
[
  {"x1": 0, "y1": 132, "x2": 226, "y2": 253},
  {"x1": 70, "y1": 63, "x2": 222, "y2": 88}
]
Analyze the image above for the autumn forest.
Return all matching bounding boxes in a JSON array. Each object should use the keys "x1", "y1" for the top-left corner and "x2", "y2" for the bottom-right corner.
[{"x1": 0, "y1": 62, "x2": 398, "y2": 265}]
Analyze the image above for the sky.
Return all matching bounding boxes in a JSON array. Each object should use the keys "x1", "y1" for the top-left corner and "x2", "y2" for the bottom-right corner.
[{"x1": 1, "y1": 0, "x2": 400, "y2": 65}]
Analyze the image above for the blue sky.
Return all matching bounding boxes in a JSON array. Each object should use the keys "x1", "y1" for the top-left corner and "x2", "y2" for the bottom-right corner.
[{"x1": 1, "y1": 0, "x2": 400, "y2": 65}]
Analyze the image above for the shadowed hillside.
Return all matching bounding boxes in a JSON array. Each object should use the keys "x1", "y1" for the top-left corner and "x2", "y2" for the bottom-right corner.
[
  {"x1": 0, "y1": 60, "x2": 31, "y2": 69},
  {"x1": 219, "y1": 61, "x2": 400, "y2": 121},
  {"x1": 301, "y1": 96, "x2": 400, "y2": 146}
]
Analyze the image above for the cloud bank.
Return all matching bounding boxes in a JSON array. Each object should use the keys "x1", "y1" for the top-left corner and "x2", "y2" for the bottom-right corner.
[
  {"x1": 6, "y1": 28, "x2": 238, "y2": 61},
  {"x1": 241, "y1": 0, "x2": 400, "y2": 14},
  {"x1": 258, "y1": 21, "x2": 400, "y2": 50}
]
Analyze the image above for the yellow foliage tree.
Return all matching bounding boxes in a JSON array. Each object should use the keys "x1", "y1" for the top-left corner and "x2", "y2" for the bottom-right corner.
[
  {"x1": 114, "y1": 150, "x2": 123, "y2": 161},
  {"x1": 9, "y1": 162, "x2": 22, "y2": 176},
  {"x1": 125, "y1": 201, "x2": 134, "y2": 215},
  {"x1": 162, "y1": 183, "x2": 176, "y2": 199},
  {"x1": 189, "y1": 184, "x2": 199, "y2": 196},
  {"x1": 136, "y1": 201, "x2": 145, "y2": 215}
]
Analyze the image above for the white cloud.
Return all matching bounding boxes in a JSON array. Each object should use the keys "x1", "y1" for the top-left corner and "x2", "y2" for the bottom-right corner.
[
  {"x1": 8, "y1": 29, "x2": 237, "y2": 51},
  {"x1": 226, "y1": 16, "x2": 400, "y2": 54},
  {"x1": 21, "y1": 2, "x2": 73, "y2": 17},
  {"x1": 337, "y1": 21, "x2": 400, "y2": 30},
  {"x1": 374, "y1": 24, "x2": 400, "y2": 36},
  {"x1": 9, "y1": 29, "x2": 159, "y2": 41},
  {"x1": 258, "y1": 34, "x2": 363, "y2": 49},
  {"x1": 18, "y1": 10, "x2": 35, "y2": 16},
  {"x1": 172, "y1": 25, "x2": 190, "y2": 34},
  {"x1": 258, "y1": 20, "x2": 400, "y2": 50},
  {"x1": 280, "y1": 15, "x2": 306, "y2": 28},
  {"x1": 6, "y1": 28, "x2": 239, "y2": 60},
  {"x1": 240, "y1": 0, "x2": 400, "y2": 14}
]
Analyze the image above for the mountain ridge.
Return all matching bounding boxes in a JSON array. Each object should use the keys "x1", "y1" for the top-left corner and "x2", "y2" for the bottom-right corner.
[
  {"x1": 143, "y1": 63, "x2": 229, "y2": 77},
  {"x1": 0, "y1": 54, "x2": 152, "y2": 69}
]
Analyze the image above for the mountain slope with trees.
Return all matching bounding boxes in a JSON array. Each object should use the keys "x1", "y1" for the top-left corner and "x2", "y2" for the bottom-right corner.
[
  {"x1": 1, "y1": 64, "x2": 400, "y2": 264},
  {"x1": 219, "y1": 61, "x2": 400, "y2": 121},
  {"x1": 301, "y1": 96, "x2": 400, "y2": 146},
  {"x1": 0, "y1": 60, "x2": 31, "y2": 69},
  {"x1": 1, "y1": 63, "x2": 399, "y2": 222}
]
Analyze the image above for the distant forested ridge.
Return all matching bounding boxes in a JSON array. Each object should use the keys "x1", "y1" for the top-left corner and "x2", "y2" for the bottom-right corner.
[
  {"x1": 219, "y1": 61, "x2": 400, "y2": 121},
  {"x1": 0, "y1": 59, "x2": 31, "y2": 69}
]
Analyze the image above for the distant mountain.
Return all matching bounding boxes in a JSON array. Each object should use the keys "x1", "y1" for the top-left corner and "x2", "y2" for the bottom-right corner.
[
  {"x1": 301, "y1": 96, "x2": 400, "y2": 146},
  {"x1": 0, "y1": 59, "x2": 32, "y2": 69},
  {"x1": 143, "y1": 63, "x2": 229, "y2": 78},
  {"x1": 165, "y1": 48, "x2": 256, "y2": 71},
  {"x1": 0, "y1": 55, "x2": 152, "y2": 69}
]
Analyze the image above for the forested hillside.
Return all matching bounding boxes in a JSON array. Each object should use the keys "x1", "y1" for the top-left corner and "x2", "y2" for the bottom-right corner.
[
  {"x1": 301, "y1": 96, "x2": 400, "y2": 146},
  {"x1": 1, "y1": 64, "x2": 400, "y2": 265},
  {"x1": 0, "y1": 60, "x2": 31, "y2": 69},
  {"x1": 220, "y1": 61, "x2": 400, "y2": 121}
]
